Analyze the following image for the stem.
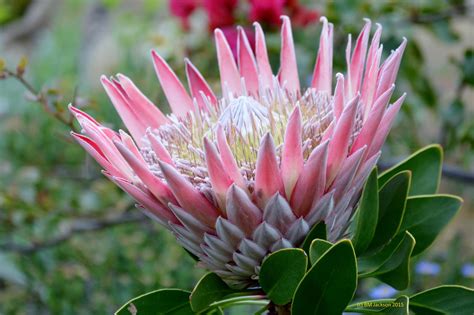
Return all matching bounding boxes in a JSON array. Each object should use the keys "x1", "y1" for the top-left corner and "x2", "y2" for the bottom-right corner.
[{"x1": 268, "y1": 302, "x2": 291, "y2": 315}]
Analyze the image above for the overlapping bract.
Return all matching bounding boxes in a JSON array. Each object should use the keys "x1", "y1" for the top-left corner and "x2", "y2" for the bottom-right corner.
[{"x1": 70, "y1": 16, "x2": 406, "y2": 288}]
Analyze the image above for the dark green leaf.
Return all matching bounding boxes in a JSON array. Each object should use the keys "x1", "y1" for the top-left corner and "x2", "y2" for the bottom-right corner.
[
  {"x1": 376, "y1": 233, "x2": 415, "y2": 290},
  {"x1": 410, "y1": 285, "x2": 474, "y2": 315},
  {"x1": 369, "y1": 171, "x2": 410, "y2": 249},
  {"x1": 350, "y1": 168, "x2": 379, "y2": 255},
  {"x1": 115, "y1": 289, "x2": 193, "y2": 315},
  {"x1": 301, "y1": 221, "x2": 327, "y2": 254},
  {"x1": 259, "y1": 248, "x2": 307, "y2": 305},
  {"x1": 309, "y1": 239, "x2": 332, "y2": 265},
  {"x1": 399, "y1": 195, "x2": 462, "y2": 255},
  {"x1": 292, "y1": 240, "x2": 357, "y2": 315},
  {"x1": 379, "y1": 145, "x2": 442, "y2": 196},
  {"x1": 359, "y1": 231, "x2": 416, "y2": 290},
  {"x1": 190, "y1": 272, "x2": 235, "y2": 313}
]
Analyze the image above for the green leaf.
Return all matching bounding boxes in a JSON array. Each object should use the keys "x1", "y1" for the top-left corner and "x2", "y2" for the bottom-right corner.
[
  {"x1": 350, "y1": 168, "x2": 379, "y2": 255},
  {"x1": 114, "y1": 289, "x2": 193, "y2": 315},
  {"x1": 292, "y1": 240, "x2": 357, "y2": 315},
  {"x1": 259, "y1": 248, "x2": 307, "y2": 305},
  {"x1": 410, "y1": 285, "x2": 474, "y2": 315},
  {"x1": 399, "y1": 195, "x2": 462, "y2": 256},
  {"x1": 359, "y1": 231, "x2": 416, "y2": 290},
  {"x1": 379, "y1": 145, "x2": 442, "y2": 196},
  {"x1": 369, "y1": 171, "x2": 410, "y2": 250},
  {"x1": 309, "y1": 239, "x2": 332, "y2": 265},
  {"x1": 300, "y1": 221, "x2": 327, "y2": 254},
  {"x1": 190, "y1": 272, "x2": 235, "y2": 313}
]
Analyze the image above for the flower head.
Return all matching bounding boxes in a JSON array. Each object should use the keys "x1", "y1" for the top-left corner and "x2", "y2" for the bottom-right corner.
[{"x1": 71, "y1": 16, "x2": 406, "y2": 288}]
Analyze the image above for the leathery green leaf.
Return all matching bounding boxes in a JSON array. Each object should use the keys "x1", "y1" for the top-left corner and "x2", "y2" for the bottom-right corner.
[
  {"x1": 292, "y1": 240, "x2": 357, "y2": 315},
  {"x1": 309, "y1": 239, "x2": 332, "y2": 265},
  {"x1": 359, "y1": 231, "x2": 416, "y2": 290},
  {"x1": 259, "y1": 248, "x2": 307, "y2": 305},
  {"x1": 350, "y1": 168, "x2": 379, "y2": 255},
  {"x1": 399, "y1": 194, "x2": 462, "y2": 255},
  {"x1": 190, "y1": 272, "x2": 236, "y2": 313},
  {"x1": 114, "y1": 289, "x2": 192, "y2": 315},
  {"x1": 369, "y1": 171, "x2": 410, "y2": 250},
  {"x1": 379, "y1": 145, "x2": 442, "y2": 195},
  {"x1": 410, "y1": 285, "x2": 474, "y2": 315}
]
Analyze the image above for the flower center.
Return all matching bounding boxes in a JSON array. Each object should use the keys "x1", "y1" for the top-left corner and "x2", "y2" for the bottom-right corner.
[
  {"x1": 142, "y1": 87, "x2": 336, "y2": 188},
  {"x1": 218, "y1": 96, "x2": 272, "y2": 137}
]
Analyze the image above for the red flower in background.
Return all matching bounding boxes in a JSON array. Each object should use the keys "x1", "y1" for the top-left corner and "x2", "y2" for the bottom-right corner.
[
  {"x1": 249, "y1": 0, "x2": 284, "y2": 26},
  {"x1": 248, "y1": 0, "x2": 319, "y2": 27},
  {"x1": 284, "y1": 0, "x2": 320, "y2": 26},
  {"x1": 169, "y1": 0, "x2": 319, "y2": 58},
  {"x1": 170, "y1": 0, "x2": 319, "y2": 30},
  {"x1": 169, "y1": 0, "x2": 200, "y2": 29},
  {"x1": 203, "y1": 0, "x2": 238, "y2": 30}
]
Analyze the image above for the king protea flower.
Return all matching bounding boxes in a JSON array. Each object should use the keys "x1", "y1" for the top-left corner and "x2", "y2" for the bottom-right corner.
[{"x1": 70, "y1": 16, "x2": 406, "y2": 289}]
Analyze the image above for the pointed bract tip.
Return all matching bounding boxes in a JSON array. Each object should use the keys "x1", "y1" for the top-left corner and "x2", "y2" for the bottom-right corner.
[
  {"x1": 260, "y1": 132, "x2": 274, "y2": 146},
  {"x1": 280, "y1": 15, "x2": 290, "y2": 23},
  {"x1": 319, "y1": 16, "x2": 328, "y2": 24},
  {"x1": 203, "y1": 136, "x2": 213, "y2": 150},
  {"x1": 289, "y1": 104, "x2": 301, "y2": 120},
  {"x1": 99, "y1": 74, "x2": 110, "y2": 84},
  {"x1": 214, "y1": 28, "x2": 223, "y2": 37}
]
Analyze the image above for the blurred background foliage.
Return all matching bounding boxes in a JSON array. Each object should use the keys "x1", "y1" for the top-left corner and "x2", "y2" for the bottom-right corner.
[{"x1": 0, "y1": 0, "x2": 473, "y2": 313}]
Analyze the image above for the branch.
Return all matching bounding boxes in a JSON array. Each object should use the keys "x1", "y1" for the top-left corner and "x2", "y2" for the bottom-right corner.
[
  {"x1": 378, "y1": 161, "x2": 474, "y2": 185},
  {"x1": 1, "y1": 67, "x2": 79, "y2": 134},
  {"x1": 0, "y1": 211, "x2": 147, "y2": 254}
]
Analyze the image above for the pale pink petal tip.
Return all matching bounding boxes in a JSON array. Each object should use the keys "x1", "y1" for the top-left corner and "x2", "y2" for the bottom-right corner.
[
  {"x1": 151, "y1": 50, "x2": 193, "y2": 117},
  {"x1": 281, "y1": 105, "x2": 303, "y2": 198},
  {"x1": 255, "y1": 133, "x2": 284, "y2": 208},
  {"x1": 237, "y1": 26, "x2": 259, "y2": 96},
  {"x1": 185, "y1": 58, "x2": 218, "y2": 110},
  {"x1": 203, "y1": 137, "x2": 233, "y2": 206},
  {"x1": 278, "y1": 15, "x2": 300, "y2": 94},
  {"x1": 214, "y1": 28, "x2": 241, "y2": 95}
]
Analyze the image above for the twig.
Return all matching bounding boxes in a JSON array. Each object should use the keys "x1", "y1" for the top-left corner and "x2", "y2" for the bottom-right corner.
[
  {"x1": 0, "y1": 211, "x2": 147, "y2": 254},
  {"x1": 378, "y1": 161, "x2": 474, "y2": 185},
  {"x1": 2, "y1": 67, "x2": 79, "y2": 133}
]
